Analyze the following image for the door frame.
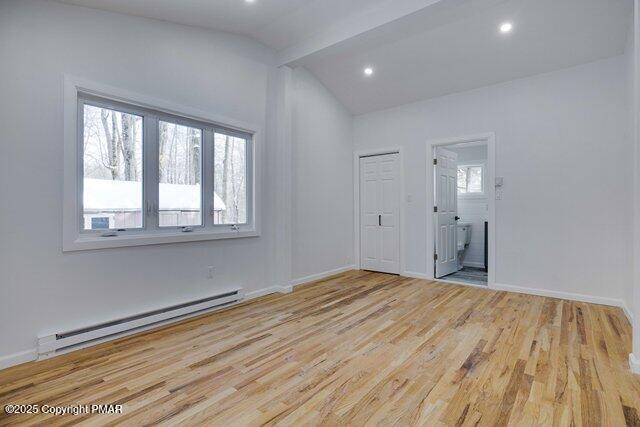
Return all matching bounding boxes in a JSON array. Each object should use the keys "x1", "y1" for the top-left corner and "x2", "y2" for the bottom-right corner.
[
  {"x1": 426, "y1": 133, "x2": 496, "y2": 287},
  {"x1": 354, "y1": 147, "x2": 404, "y2": 274}
]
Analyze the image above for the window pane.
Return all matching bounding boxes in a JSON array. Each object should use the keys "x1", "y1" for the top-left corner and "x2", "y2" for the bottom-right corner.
[
  {"x1": 159, "y1": 121, "x2": 202, "y2": 227},
  {"x1": 468, "y1": 166, "x2": 483, "y2": 193},
  {"x1": 83, "y1": 104, "x2": 143, "y2": 230},
  {"x1": 457, "y1": 167, "x2": 467, "y2": 193},
  {"x1": 214, "y1": 132, "x2": 247, "y2": 224}
]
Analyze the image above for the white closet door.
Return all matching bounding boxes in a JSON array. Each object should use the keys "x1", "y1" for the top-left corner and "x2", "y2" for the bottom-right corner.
[
  {"x1": 434, "y1": 147, "x2": 458, "y2": 278},
  {"x1": 360, "y1": 153, "x2": 399, "y2": 274}
]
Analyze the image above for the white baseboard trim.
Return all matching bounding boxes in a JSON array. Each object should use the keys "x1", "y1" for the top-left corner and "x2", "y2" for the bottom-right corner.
[
  {"x1": 491, "y1": 282, "x2": 625, "y2": 309},
  {"x1": 629, "y1": 353, "x2": 640, "y2": 374},
  {"x1": 401, "y1": 274, "x2": 627, "y2": 313},
  {"x1": 290, "y1": 265, "x2": 355, "y2": 287},
  {"x1": 620, "y1": 302, "x2": 634, "y2": 325},
  {"x1": 0, "y1": 348, "x2": 37, "y2": 370},
  {"x1": 402, "y1": 271, "x2": 430, "y2": 280},
  {"x1": 245, "y1": 285, "x2": 292, "y2": 300}
]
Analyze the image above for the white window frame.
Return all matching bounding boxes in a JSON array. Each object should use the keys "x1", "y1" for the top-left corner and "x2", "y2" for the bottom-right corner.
[
  {"x1": 63, "y1": 76, "x2": 260, "y2": 251},
  {"x1": 457, "y1": 162, "x2": 486, "y2": 198}
]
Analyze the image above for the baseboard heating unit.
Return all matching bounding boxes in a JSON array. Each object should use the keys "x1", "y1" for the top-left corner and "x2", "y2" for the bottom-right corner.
[{"x1": 37, "y1": 287, "x2": 244, "y2": 358}]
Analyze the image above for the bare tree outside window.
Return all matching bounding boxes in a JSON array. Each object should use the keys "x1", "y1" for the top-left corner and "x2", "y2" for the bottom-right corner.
[
  {"x1": 158, "y1": 121, "x2": 202, "y2": 227},
  {"x1": 214, "y1": 132, "x2": 247, "y2": 224},
  {"x1": 83, "y1": 104, "x2": 143, "y2": 229}
]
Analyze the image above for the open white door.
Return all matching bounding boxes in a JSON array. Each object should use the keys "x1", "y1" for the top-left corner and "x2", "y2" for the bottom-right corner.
[
  {"x1": 434, "y1": 147, "x2": 458, "y2": 278},
  {"x1": 360, "y1": 153, "x2": 400, "y2": 274}
]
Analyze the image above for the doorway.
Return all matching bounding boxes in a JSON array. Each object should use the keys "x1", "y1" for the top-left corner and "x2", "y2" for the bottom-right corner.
[
  {"x1": 357, "y1": 151, "x2": 401, "y2": 274},
  {"x1": 429, "y1": 134, "x2": 495, "y2": 287}
]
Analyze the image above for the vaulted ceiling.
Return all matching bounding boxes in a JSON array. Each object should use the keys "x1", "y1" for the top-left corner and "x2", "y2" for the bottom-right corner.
[
  {"x1": 297, "y1": 0, "x2": 633, "y2": 114},
  {"x1": 56, "y1": 0, "x2": 633, "y2": 114},
  {"x1": 55, "y1": 0, "x2": 391, "y2": 51}
]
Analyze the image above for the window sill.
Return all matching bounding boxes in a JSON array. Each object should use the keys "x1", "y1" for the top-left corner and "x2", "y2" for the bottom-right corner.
[{"x1": 63, "y1": 228, "x2": 259, "y2": 252}]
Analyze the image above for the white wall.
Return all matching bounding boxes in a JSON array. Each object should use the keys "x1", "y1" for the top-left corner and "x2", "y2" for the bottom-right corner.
[
  {"x1": 626, "y1": 6, "x2": 638, "y2": 325},
  {"x1": 354, "y1": 56, "x2": 633, "y2": 304},
  {"x1": 449, "y1": 145, "x2": 488, "y2": 269},
  {"x1": 0, "y1": 0, "x2": 288, "y2": 364},
  {"x1": 630, "y1": 0, "x2": 640, "y2": 368},
  {"x1": 291, "y1": 67, "x2": 354, "y2": 281}
]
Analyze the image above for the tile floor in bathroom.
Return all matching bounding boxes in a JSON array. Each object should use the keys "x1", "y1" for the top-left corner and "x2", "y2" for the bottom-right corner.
[{"x1": 442, "y1": 266, "x2": 488, "y2": 286}]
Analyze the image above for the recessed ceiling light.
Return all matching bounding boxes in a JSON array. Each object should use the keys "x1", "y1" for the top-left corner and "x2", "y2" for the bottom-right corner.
[
  {"x1": 363, "y1": 67, "x2": 374, "y2": 76},
  {"x1": 499, "y1": 22, "x2": 513, "y2": 34},
  {"x1": 245, "y1": 0, "x2": 255, "y2": 3}
]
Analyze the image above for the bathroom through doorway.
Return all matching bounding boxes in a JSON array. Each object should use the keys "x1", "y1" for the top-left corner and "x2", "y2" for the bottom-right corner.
[{"x1": 430, "y1": 134, "x2": 496, "y2": 287}]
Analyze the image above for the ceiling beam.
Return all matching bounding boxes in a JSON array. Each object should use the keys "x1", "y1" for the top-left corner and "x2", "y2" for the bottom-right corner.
[{"x1": 276, "y1": 0, "x2": 447, "y2": 66}]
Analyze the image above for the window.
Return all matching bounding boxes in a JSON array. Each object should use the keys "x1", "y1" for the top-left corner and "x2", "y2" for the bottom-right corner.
[
  {"x1": 213, "y1": 131, "x2": 248, "y2": 225},
  {"x1": 67, "y1": 87, "x2": 256, "y2": 251},
  {"x1": 82, "y1": 104, "x2": 143, "y2": 230},
  {"x1": 158, "y1": 121, "x2": 202, "y2": 227},
  {"x1": 457, "y1": 165, "x2": 484, "y2": 195}
]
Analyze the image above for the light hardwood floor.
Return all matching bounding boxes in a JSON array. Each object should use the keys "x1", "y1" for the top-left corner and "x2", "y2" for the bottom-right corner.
[{"x1": 1, "y1": 271, "x2": 639, "y2": 426}]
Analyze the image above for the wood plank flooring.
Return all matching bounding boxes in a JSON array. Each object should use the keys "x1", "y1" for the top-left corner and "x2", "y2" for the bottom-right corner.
[{"x1": 1, "y1": 271, "x2": 639, "y2": 426}]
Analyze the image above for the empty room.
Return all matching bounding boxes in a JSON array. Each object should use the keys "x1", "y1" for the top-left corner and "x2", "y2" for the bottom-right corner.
[{"x1": 1, "y1": 0, "x2": 640, "y2": 425}]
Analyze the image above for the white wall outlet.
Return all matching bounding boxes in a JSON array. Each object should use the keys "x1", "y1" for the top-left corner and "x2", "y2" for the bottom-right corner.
[
  {"x1": 406, "y1": 194, "x2": 413, "y2": 203},
  {"x1": 207, "y1": 266, "x2": 215, "y2": 279}
]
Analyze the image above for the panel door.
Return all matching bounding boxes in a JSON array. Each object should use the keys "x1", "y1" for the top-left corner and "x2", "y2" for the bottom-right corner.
[
  {"x1": 434, "y1": 147, "x2": 458, "y2": 277},
  {"x1": 360, "y1": 153, "x2": 400, "y2": 274}
]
